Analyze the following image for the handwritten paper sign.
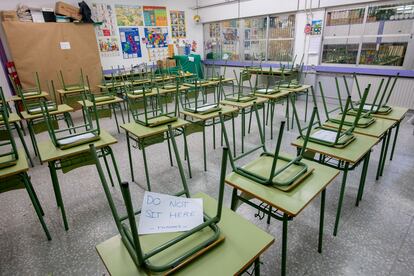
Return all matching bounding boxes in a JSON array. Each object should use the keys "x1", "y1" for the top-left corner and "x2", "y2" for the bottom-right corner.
[{"x1": 138, "y1": 191, "x2": 204, "y2": 235}]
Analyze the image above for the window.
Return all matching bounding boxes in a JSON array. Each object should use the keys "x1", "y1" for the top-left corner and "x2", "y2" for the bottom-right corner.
[
  {"x1": 203, "y1": 13, "x2": 296, "y2": 62},
  {"x1": 322, "y1": 1, "x2": 414, "y2": 68}
]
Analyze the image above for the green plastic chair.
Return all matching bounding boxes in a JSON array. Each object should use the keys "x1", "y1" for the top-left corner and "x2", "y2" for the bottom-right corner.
[
  {"x1": 18, "y1": 81, "x2": 57, "y2": 115},
  {"x1": 41, "y1": 92, "x2": 100, "y2": 150},
  {"x1": 89, "y1": 125, "x2": 229, "y2": 273},
  {"x1": 223, "y1": 70, "x2": 256, "y2": 102},
  {"x1": 253, "y1": 66, "x2": 282, "y2": 95},
  {"x1": 58, "y1": 69, "x2": 85, "y2": 91},
  {"x1": 9, "y1": 72, "x2": 42, "y2": 96},
  {"x1": 220, "y1": 102, "x2": 312, "y2": 188},
  {"x1": 0, "y1": 107, "x2": 18, "y2": 168}
]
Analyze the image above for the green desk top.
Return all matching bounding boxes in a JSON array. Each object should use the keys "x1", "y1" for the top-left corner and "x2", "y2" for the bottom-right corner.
[
  {"x1": 0, "y1": 113, "x2": 21, "y2": 124},
  {"x1": 180, "y1": 105, "x2": 238, "y2": 121},
  {"x1": 292, "y1": 133, "x2": 378, "y2": 164},
  {"x1": 96, "y1": 193, "x2": 274, "y2": 276},
  {"x1": 20, "y1": 104, "x2": 74, "y2": 120},
  {"x1": 56, "y1": 86, "x2": 89, "y2": 95},
  {"x1": 255, "y1": 90, "x2": 291, "y2": 100},
  {"x1": 324, "y1": 117, "x2": 395, "y2": 138},
  {"x1": 9, "y1": 91, "x2": 48, "y2": 102},
  {"x1": 37, "y1": 130, "x2": 117, "y2": 162},
  {"x1": 121, "y1": 118, "x2": 189, "y2": 139},
  {"x1": 77, "y1": 96, "x2": 123, "y2": 107},
  {"x1": 284, "y1": 84, "x2": 311, "y2": 92},
  {"x1": 220, "y1": 97, "x2": 268, "y2": 109},
  {"x1": 225, "y1": 153, "x2": 339, "y2": 217},
  {"x1": 371, "y1": 106, "x2": 409, "y2": 122},
  {"x1": 0, "y1": 149, "x2": 28, "y2": 179}
]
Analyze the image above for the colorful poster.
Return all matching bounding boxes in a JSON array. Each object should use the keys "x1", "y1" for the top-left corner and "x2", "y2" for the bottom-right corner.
[
  {"x1": 170, "y1": 10, "x2": 186, "y2": 39},
  {"x1": 98, "y1": 37, "x2": 120, "y2": 57},
  {"x1": 119, "y1": 28, "x2": 142, "y2": 59},
  {"x1": 92, "y1": 3, "x2": 117, "y2": 36},
  {"x1": 143, "y1": 6, "x2": 167, "y2": 26},
  {"x1": 115, "y1": 4, "x2": 143, "y2": 26},
  {"x1": 311, "y1": 19, "x2": 322, "y2": 35},
  {"x1": 144, "y1": 27, "x2": 168, "y2": 48},
  {"x1": 148, "y1": 47, "x2": 169, "y2": 62}
]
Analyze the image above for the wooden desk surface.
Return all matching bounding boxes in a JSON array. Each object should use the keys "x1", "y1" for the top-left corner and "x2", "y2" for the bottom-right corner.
[
  {"x1": 96, "y1": 193, "x2": 274, "y2": 276},
  {"x1": 126, "y1": 89, "x2": 158, "y2": 99},
  {"x1": 284, "y1": 84, "x2": 311, "y2": 92},
  {"x1": 77, "y1": 96, "x2": 123, "y2": 107},
  {"x1": 225, "y1": 153, "x2": 339, "y2": 217},
  {"x1": 37, "y1": 130, "x2": 117, "y2": 162},
  {"x1": 324, "y1": 117, "x2": 395, "y2": 139},
  {"x1": 0, "y1": 149, "x2": 28, "y2": 179},
  {"x1": 180, "y1": 105, "x2": 238, "y2": 121},
  {"x1": 246, "y1": 68, "x2": 293, "y2": 75},
  {"x1": 20, "y1": 104, "x2": 74, "y2": 120},
  {"x1": 254, "y1": 90, "x2": 291, "y2": 100},
  {"x1": 56, "y1": 87, "x2": 89, "y2": 95},
  {"x1": 291, "y1": 133, "x2": 378, "y2": 164},
  {"x1": 121, "y1": 118, "x2": 189, "y2": 139},
  {"x1": 159, "y1": 85, "x2": 190, "y2": 94},
  {"x1": 97, "y1": 82, "x2": 130, "y2": 89},
  {"x1": 371, "y1": 106, "x2": 409, "y2": 122},
  {"x1": 9, "y1": 92, "x2": 48, "y2": 102},
  {"x1": 182, "y1": 81, "x2": 217, "y2": 88},
  {"x1": 0, "y1": 113, "x2": 21, "y2": 124},
  {"x1": 220, "y1": 96, "x2": 268, "y2": 108}
]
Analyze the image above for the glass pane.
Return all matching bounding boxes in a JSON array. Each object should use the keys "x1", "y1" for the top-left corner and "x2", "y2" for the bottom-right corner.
[
  {"x1": 360, "y1": 38, "x2": 408, "y2": 66},
  {"x1": 367, "y1": 2, "x2": 414, "y2": 22},
  {"x1": 244, "y1": 16, "x2": 267, "y2": 40},
  {"x1": 268, "y1": 14, "x2": 295, "y2": 39},
  {"x1": 326, "y1": 8, "x2": 365, "y2": 26},
  {"x1": 204, "y1": 23, "x2": 222, "y2": 60},
  {"x1": 322, "y1": 43, "x2": 359, "y2": 64},
  {"x1": 244, "y1": 40, "x2": 266, "y2": 61},
  {"x1": 267, "y1": 40, "x2": 294, "y2": 62},
  {"x1": 221, "y1": 19, "x2": 241, "y2": 61}
]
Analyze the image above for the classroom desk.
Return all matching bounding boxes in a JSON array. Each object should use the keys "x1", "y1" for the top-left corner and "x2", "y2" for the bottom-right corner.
[
  {"x1": 97, "y1": 81, "x2": 130, "y2": 90},
  {"x1": 255, "y1": 90, "x2": 291, "y2": 137},
  {"x1": 180, "y1": 105, "x2": 238, "y2": 171},
  {"x1": 96, "y1": 193, "x2": 274, "y2": 276},
  {"x1": 0, "y1": 113, "x2": 33, "y2": 167},
  {"x1": 323, "y1": 117, "x2": 395, "y2": 180},
  {"x1": 77, "y1": 96, "x2": 125, "y2": 133},
  {"x1": 121, "y1": 119, "x2": 191, "y2": 191},
  {"x1": 291, "y1": 133, "x2": 378, "y2": 236},
  {"x1": 225, "y1": 153, "x2": 339, "y2": 276},
  {"x1": 21, "y1": 104, "x2": 74, "y2": 158},
  {"x1": 0, "y1": 149, "x2": 51, "y2": 240},
  {"x1": 245, "y1": 68, "x2": 294, "y2": 76},
  {"x1": 220, "y1": 97, "x2": 268, "y2": 153},
  {"x1": 56, "y1": 86, "x2": 89, "y2": 106},
  {"x1": 37, "y1": 130, "x2": 118, "y2": 230},
  {"x1": 9, "y1": 91, "x2": 49, "y2": 102}
]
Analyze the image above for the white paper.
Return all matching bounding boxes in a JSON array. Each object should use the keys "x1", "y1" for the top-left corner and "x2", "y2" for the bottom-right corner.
[
  {"x1": 188, "y1": 56, "x2": 195, "y2": 62},
  {"x1": 308, "y1": 36, "x2": 322, "y2": 55},
  {"x1": 31, "y1": 10, "x2": 45, "y2": 23},
  {"x1": 58, "y1": 132, "x2": 96, "y2": 145},
  {"x1": 60, "y1": 42, "x2": 71, "y2": 50},
  {"x1": 138, "y1": 191, "x2": 204, "y2": 235},
  {"x1": 310, "y1": 129, "x2": 337, "y2": 142}
]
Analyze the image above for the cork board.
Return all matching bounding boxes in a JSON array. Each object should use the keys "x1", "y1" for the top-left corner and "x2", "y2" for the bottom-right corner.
[{"x1": 2, "y1": 21, "x2": 102, "y2": 102}]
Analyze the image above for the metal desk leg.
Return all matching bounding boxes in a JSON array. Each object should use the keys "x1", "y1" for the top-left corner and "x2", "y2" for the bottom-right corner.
[
  {"x1": 126, "y1": 133, "x2": 134, "y2": 182},
  {"x1": 49, "y1": 160, "x2": 69, "y2": 230},
  {"x1": 254, "y1": 257, "x2": 260, "y2": 276},
  {"x1": 111, "y1": 104, "x2": 120, "y2": 133},
  {"x1": 333, "y1": 162, "x2": 350, "y2": 236},
  {"x1": 230, "y1": 188, "x2": 238, "y2": 211},
  {"x1": 27, "y1": 121, "x2": 39, "y2": 157},
  {"x1": 379, "y1": 128, "x2": 392, "y2": 177},
  {"x1": 375, "y1": 135, "x2": 387, "y2": 181},
  {"x1": 262, "y1": 104, "x2": 266, "y2": 140},
  {"x1": 167, "y1": 136, "x2": 174, "y2": 166},
  {"x1": 304, "y1": 88, "x2": 309, "y2": 122},
  {"x1": 281, "y1": 213, "x2": 289, "y2": 276},
  {"x1": 102, "y1": 152, "x2": 115, "y2": 187},
  {"x1": 318, "y1": 189, "x2": 326, "y2": 253},
  {"x1": 182, "y1": 131, "x2": 192, "y2": 179},
  {"x1": 141, "y1": 143, "x2": 152, "y2": 191},
  {"x1": 202, "y1": 121, "x2": 207, "y2": 171},
  {"x1": 242, "y1": 108, "x2": 245, "y2": 153},
  {"x1": 213, "y1": 117, "x2": 216, "y2": 149},
  {"x1": 356, "y1": 150, "x2": 371, "y2": 206},
  {"x1": 270, "y1": 101, "x2": 275, "y2": 140},
  {"x1": 389, "y1": 121, "x2": 400, "y2": 161},
  {"x1": 232, "y1": 115, "x2": 236, "y2": 157}
]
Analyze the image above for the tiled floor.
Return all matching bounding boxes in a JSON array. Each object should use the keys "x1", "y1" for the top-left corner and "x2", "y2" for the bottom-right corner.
[{"x1": 1, "y1": 97, "x2": 413, "y2": 275}]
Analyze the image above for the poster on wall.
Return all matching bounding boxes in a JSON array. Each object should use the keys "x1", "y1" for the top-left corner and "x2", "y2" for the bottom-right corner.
[
  {"x1": 170, "y1": 10, "x2": 186, "y2": 39},
  {"x1": 115, "y1": 4, "x2": 143, "y2": 26},
  {"x1": 92, "y1": 3, "x2": 117, "y2": 36},
  {"x1": 148, "y1": 47, "x2": 169, "y2": 62},
  {"x1": 119, "y1": 27, "x2": 142, "y2": 59},
  {"x1": 98, "y1": 37, "x2": 120, "y2": 57},
  {"x1": 143, "y1": 6, "x2": 167, "y2": 26},
  {"x1": 311, "y1": 19, "x2": 322, "y2": 35},
  {"x1": 144, "y1": 27, "x2": 168, "y2": 48}
]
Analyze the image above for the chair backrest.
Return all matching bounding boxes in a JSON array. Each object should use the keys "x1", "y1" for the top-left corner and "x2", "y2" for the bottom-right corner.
[
  {"x1": 59, "y1": 69, "x2": 85, "y2": 91},
  {"x1": 0, "y1": 102, "x2": 19, "y2": 168}
]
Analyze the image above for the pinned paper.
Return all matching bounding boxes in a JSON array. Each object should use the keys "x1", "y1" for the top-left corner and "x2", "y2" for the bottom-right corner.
[
  {"x1": 60, "y1": 42, "x2": 71, "y2": 50},
  {"x1": 138, "y1": 191, "x2": 204, "y2": 235},
  {"x1": 188, "y1": 56, "x2": 195, "y2": 62}
]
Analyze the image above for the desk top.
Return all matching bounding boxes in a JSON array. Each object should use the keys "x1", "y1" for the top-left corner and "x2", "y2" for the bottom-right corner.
[
  {"x1": 182, "y1": 81, "x2": 217, "y2": 88},
  {"x1": 0, "y1": 113, "x2": 21, "y2": 124},
  {"x1": 324, "y1": 117, "x2": 395, "y2": 138},
  {"x1": 284, "y1": 84, "x2": 311, "y2": 92},
  {"x1": 371, "y1": 106, "x2": 409, "y2": 122},
  {"x1": 0, "y1": 149, "x2": 28, "y2": 179},
  {"x1": 97, "y1": 82, "x2": 130, "y2": 89},
  {"x1": 225, "y1": 153, "x2": 339, "y2": 217},
  {"x1": 56, "y1": 86, "x2": 89, "y2": 95},
  {"x1": 20, "y1": 104, "x2": 73, "y2": 120},
  {"x1": 159, "y1": 85, "x2": 190, "y2": 94},
  {"x1": 220, "y1": 97, "x2": 268, "y2": 108},
  {"x1": 180, "y1": 105, "x2": 238, "y2": 121},
  {"x1": 246, "y1": 68, "x2": 293, "y2": 75},
  {"x1": 254, "y1": 90, "x2": 291, "y2": 100},
  {"x1": 291, "y1": 133, "x2": 378, "y2": 164},
  {"x1": 121, "y1": 118, "x2": 189, "y2": 139},
  {"x1": 96, "y1": 193, "x2": 274, "y2": 276},
  {"x1": 77, "y1": 96, "x2": 123, "y2": 107},
  {"x1": 37, "y1": 130, "x2": 117, "y2": 162},
  {"x1": 9, "y1": 92, "x2": 48, "y2": 102}
]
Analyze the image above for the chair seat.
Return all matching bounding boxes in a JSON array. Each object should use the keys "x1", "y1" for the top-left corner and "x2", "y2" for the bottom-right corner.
[
  {"x1": 310, "y1": 128, "x2": 355, "y2": 148},
  {"x1": 65, "y1": 85, "x2": 83, "y2": 91},
  {"x1": 226, "y1": 95, "x2": 256, "y2": 103},
  {"x1": 28, "y1": 103, "x2": 57, "y2": 114},
  {"x1": 58, "y1": 132, "x2": 100, "y2": 149},
  {"x1": 187, "y1": 104, "x2": 221, "y2": 114},
  {"x1": 353, "y1": 104, "x2": 392, "y2": 115},
  {"x1": 95, "y1": 96, "x2": 115, "y2": 103},
  {"x1": 146, "y1": 115, "x2": 177, "y2": 127},
  {"x1": 0, "y1": 154, "x2": 18, "y2": 169},
  {"x1": 163, "y1": 84, "x2": 176, "y2": 90},
  {"x1": 256, "y1": 88, "x2": 279, "y2": 94},
  {"x1": 331, "y1": 114, "x2": 376, "y2": 128},
  {"x1": 22, "y1": 91, "x2": 41, "y2": 97}
]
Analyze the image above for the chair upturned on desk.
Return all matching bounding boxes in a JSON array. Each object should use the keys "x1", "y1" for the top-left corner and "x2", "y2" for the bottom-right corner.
[
  {"x1": 225, "y1": 153, "x2": 339, "y2": 276},
  {"x1": 37, "y1": 130, "x2": 118, "y2": 230},
  {"x1": 121, "y1": 118, "x2": 191, "y2": 191},
  {"x1": 96, "y1": 193, "x2": 274, "y2": 276}
]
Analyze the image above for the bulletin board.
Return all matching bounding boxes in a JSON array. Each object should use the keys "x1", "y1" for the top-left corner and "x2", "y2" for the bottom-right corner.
[
  {"x1": 2, "y1": 22, "x2": 102, "y2": 100},
  {"x1": 119, "y1": 27, "x2": 142, "y2": 59}
]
